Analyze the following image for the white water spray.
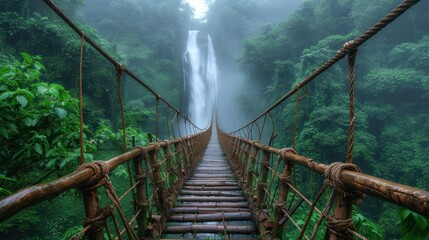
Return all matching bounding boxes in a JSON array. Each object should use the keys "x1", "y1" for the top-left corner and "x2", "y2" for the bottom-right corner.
[{"x1": 183, "y1": 31, "x2": 219, "y2": 128}]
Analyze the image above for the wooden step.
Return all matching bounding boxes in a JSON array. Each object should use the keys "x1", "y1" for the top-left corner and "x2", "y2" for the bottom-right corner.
[
  {"x1": 177, "y1": 196, "x2": 245, "y2": 202},
  {"x1": 176, "y1": 202, "x2": 249, "y2": 208},
  {"x1": 180, "y1": 190, "x2": 243, "y2": 196},
  {"x1": 171, "y1": 207, "x2": 251, "y2": 214},
  {"x1": 164, "y1": 224, "x2": 257, "y2": 234},
  {"x1": 168, "y1": 212, "x2": 252, "y2": 222}
]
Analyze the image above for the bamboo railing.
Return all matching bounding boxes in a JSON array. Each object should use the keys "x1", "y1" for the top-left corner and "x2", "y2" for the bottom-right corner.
[
  {"x1": 218, "y1": 127, "x2": 429, "y2": 239},
  {"x1": 0, "y1": 127, "x2": 211, "y2": 239}
]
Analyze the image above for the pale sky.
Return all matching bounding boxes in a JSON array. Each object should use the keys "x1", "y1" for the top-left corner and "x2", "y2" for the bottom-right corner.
[{"x1": 185, "y1": 0, "x2": 208, "y2": 19}]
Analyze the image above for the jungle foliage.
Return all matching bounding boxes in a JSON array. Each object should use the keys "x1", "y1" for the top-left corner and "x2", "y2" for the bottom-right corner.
[
  {"x1": 225, "y1": 0, "x2": 429, "y2": 239},
  {"x1": 0, "y1": 0, "x2": 191, "y2": 238}
]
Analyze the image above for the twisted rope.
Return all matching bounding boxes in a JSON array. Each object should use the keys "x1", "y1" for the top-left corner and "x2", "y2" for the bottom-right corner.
[
  {"x1": 78, "y1": 31, "x2": 85, "y2": 164},
  {"x1": 344, "y1": 41, "x2": 358, "y2": 164},
  {"x1": 76, "y1": 161, "x2": 138, "y2": 240},
  {"x1": 324, "y1": 162, "x2": 364, "y2": 205}
]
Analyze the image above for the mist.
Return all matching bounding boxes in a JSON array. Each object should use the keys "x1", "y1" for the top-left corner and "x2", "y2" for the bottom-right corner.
[{"x1": 204, "y1": 0, "x2": 303, "y2": 131}]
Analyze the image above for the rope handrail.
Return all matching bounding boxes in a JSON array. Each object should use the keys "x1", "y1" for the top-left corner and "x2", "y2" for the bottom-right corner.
[
  {"x1": 0, "y1": 130, "x2": 210, "y2": 222},
  {"x1": 235, "y1": 132, "x2": 429, "y2": 216},
  {"x1": 231, "y1": 0, "x2": 420, "y2": 134},
  {"x1": 217, "y1": 127, "x2": 429, "y2": 239},
  {"x1": 41, "y1": 0, "x2": 205, "y2": 131}
]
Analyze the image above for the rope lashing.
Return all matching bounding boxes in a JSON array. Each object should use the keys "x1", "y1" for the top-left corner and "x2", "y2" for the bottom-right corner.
[
  {"x1": 326, "y1": 216, "x2": 356, "y2": 240},
  {"x1": 324, "y1": 162, "x2": 364, "y2": 204},
  {"x1": 77, "y1": 161, "x2": 110, "y2": 191},
  {"x1": 83, "y1": 206, "x2": 114, "y2": 232},
  {"x1": 76, "y1": 161, "x2": 138, "y2": 240},
  {"x1": 149, "y1": 142, "x2": 161, "y2": 152},
  {"x1": 278, "y1": 148, "x2": 297, "y2": 160}
]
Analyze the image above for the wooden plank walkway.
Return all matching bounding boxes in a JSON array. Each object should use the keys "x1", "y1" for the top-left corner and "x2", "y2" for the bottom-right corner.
[{"x1": 162, "y1": 130, "x2": 258, "y2": 239}]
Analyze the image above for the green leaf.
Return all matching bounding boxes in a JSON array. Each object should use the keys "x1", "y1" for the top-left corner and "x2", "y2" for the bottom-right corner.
[
  {"x1": 413, "y1": 213, "x2": 428, "y2": 230},
  {"x1": 55, "y1": 107, "x2": 67, "y2": 119},
  {"x1": 21, "y1": 52, "x2": 32, "y2": 64},
  {"x1": 0, "y1": 128, "x2": 9, "y2": 139},
  {"x1": 0, "y1": 175, "x2": 16, "y2": 182},
  {"x1": 0, "y1": 92, "x2": 13, "y2": 100},
  {"x1": 37, "y1": 85, "x2": 48, "y2": 95},
  {"x1": 24, "y1": 118, "x2": 38, "y2": 127},
  {"x1": 6, "y1": 123, "x2": 18, "y2": 134},
  {"x1": 16, "y1": 95, "x2": 28, "y2": 107},
  {"x1": 46, "y1": 158, "x2": 56, "y2": 168},
  {"x1": 34, "y1": 143, "x2": 43, "y2": 155},
  {"x1": 0, "y1": 188, "x2": 12, "y2": 196}
]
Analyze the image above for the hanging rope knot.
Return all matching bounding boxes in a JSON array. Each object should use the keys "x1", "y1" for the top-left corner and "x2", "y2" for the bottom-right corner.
[
  {"x1": 149, "y1": 142, "x2": 161, "y2": 151},
  {"x1": 278, "y1": 148, "x2": 297, "y2": 161},
  {"x1": 324, "y1": 162, "x2": 364, "y2": 205},
  {"x1": 252, "y1": 140, "x2": 261, "y2": 147},
  {"x1": 343, "y1": 40, "x2": 357, "y2": 54},
  {"x1": 115, "y1": 63, "x2": 125, "y2": 74},
  {"x1": 134, "y1": 146, "x2": 148, "y2": 155},
  {"x1": 326, "y1": 216, "x2": 356, "y2": 240},
  {"x1": 84, "y1": 206, "x2": 114, "y2": 232},
  {"x1": 77, "y1": 161, "x2": 110, "y2": 191}
]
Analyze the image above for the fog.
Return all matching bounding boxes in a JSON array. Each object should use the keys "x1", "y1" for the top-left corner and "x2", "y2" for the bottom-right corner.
[{"x1": 204, "y1": 0, "x2": 303, "y2": 131}]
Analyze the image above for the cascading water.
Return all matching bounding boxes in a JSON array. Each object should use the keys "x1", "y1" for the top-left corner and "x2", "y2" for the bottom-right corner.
[{"x1": 183, "y1": 30, "x2": 219, "y2": 128}]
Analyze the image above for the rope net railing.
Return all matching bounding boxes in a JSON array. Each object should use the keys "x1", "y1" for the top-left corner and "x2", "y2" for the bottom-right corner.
[
  {"x1": 217, "y1": 0, "x2": 428, "y2": 239},
  {"x1": 0, "y1": 131, "x2": 211, "y2": 239},
  {"x1": 0, "y1": 0, "x2": 211, "y2": 239}
]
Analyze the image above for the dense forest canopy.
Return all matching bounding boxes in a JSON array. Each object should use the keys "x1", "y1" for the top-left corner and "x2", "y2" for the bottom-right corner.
[{"x1": 0, "y1": 0, "x2": 428, "y2": 239}]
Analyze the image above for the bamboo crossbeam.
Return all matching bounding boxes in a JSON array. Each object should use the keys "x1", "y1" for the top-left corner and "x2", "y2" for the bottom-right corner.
[
  {"x1": 177, "y1": 196, "x2": 245, "y2": 202},
  {"x1": 163, "y1": 224, "x2": 257, "y2": 234},
  {"x1": 182, "y1": 186, "x2": 241, "y2": 191},
  {"x1": 176, "y1": 202, "x2": 249, "y2": 208},
  {"x1": 168, "y1": 212, "x2": 253, "y2": 222},
  {"x1": 170, "y1": 207, "x2": 251, "y2": 213},
  {"x1": 180, "y1": 190, "x2": 243, "y2": 197},
  {"x1": 184, "y1": 181, "x2": 238, "y2": 186}
]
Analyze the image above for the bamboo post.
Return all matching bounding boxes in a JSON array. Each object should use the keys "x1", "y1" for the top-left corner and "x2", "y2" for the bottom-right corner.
[
  {"x1": 174, "y1": 142, "x2": 184, "y2": 184},
  {"x1": 241, "y1": 142, "x2": 252, "y2": 185},
  {"x1": 132, "y1": 150, "x2": 148, "y2": 237},
  {"x1": 273, "y1": 159, "x2": 294, "y2": 238},
  {"x1": 247, "y1": 146, "x2": 260, "y2": 200},
  {"x1": 148, "y1": 147, "x2": 167, "y2": 213},
  {"x1": 257, "y1": 150, "x2": 271, "y2": 209},
  {"x1": 162, "y1": 143, "x2": 175, "y2": 191},
  {"x1": 181, "y1": 139, "x2": 191, "y2": 177},
  {"x1": 82, "y1": 190, "x2": 104, "y2": 240},
  {"x1": 329, "y1": 195, "x2": 354, "y2": 240}
]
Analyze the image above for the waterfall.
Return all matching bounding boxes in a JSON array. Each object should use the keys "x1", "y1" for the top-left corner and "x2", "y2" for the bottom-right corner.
[{"x1": 183, "y1": 30, "x2": 219, "y2": 128}]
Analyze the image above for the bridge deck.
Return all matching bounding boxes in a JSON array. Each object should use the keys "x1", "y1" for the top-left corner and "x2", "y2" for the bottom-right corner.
[{"x1": 162, "y1": 131, "x2": 259, "y2": 239}]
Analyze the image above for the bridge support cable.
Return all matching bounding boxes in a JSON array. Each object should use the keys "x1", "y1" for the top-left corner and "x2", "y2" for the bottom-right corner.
[{"x1": 218, "y1": 127, "x2": 429, "y2": 239}]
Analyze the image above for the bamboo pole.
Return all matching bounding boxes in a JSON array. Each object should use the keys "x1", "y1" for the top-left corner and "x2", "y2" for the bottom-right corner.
[
  {"x1": 163, "y1": 224, "x2": 257, "y2": 234},
  {"x1": 168, "y1": 212, "x2": 252, "y2": 222},
  {"x1": 273, "y1": 159, "x2": 294, "y2": 238},
  {"x1": 132, "y1": 150, "x2": 148, "y2": 237}
]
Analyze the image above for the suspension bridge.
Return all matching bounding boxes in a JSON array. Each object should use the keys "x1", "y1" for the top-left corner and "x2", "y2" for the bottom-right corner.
[{"x1": 1, "y1": 0, "x2": 428, "y2": 239}]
